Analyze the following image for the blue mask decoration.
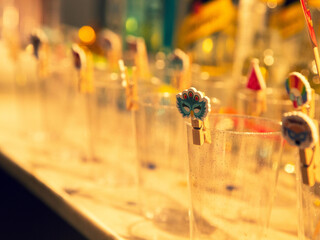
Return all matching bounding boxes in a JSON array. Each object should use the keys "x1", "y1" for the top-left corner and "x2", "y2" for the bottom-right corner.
[
  {"x1": 176, "y1": 87, "x2": 210, "y2": 121},
  {"x1": 285, "y1": 128, "x2": 308, "y2": 144},
  {"x1": 282, "y1": 111, "x2": 318, "y2": 149}
]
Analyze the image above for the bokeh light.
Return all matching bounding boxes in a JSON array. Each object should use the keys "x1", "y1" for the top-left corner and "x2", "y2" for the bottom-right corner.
[
  {"x1": 284, "y1": 163, "x2": 295, "y2": 174},
  {"x1": 78, "y1": 25, "x2": 96, "y2": 45},
  {"x1": 126, "y1": 17, "x2": 138, "y2": 33},
  {"x1": 202, "y1": 38, "x2": 213, "y2": 53}
]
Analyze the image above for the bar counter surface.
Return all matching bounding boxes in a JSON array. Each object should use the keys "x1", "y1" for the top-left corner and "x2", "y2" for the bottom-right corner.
[{"x1": 0, "y1": 94, "x2": 299, "y2": 240}]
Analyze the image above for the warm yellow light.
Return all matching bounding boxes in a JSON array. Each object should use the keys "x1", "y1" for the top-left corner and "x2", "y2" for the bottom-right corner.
[
  {"x1": 3, "y1": 6, "x2": 19, "y2": 30},
  {"x1": 25, "y1": 44, "x2": 34, "y2": 55},
  {"x1": 151, "y1": 32, "x2": 161, "y2": 50},
  {"x1": 78, "y1": 26, "x2": 96, "y2": 44},
  {"x1": 126, "y1": 17, "x2": 138, "y2": 33},
  {"x1": 202, "y1": 38, "x2": 213, "y2": 53},
  {"x1": 314, "y1": 199, "x2": 320, "y2": 207},
  {"x1": 284, "y1": 163, "x2": 295, "y2": 174}
]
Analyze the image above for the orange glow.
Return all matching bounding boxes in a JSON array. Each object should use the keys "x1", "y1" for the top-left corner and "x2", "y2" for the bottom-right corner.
[
  {"x1": 3, "y1": 6, "x2": 19, "y2": 30},
  {"x1": 78, "y1": 26, "x2": 96, "y2": 45}
]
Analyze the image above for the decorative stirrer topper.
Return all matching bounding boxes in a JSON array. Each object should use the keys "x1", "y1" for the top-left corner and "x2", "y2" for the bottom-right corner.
[
  {"x1": 282, "y1": 111, "x2": 318, "y2": 149},
  {"x1": 177, "y1": 87, "x2": 210, "y2": 121},
  {"x1": 282, "y1": 72, "x2": 320, "y2": 186},
  {"x1": 30, "y1": 29, "x2": 48, "y2": 60},
  {"x1": 285, "y1": 72, "x2": 312, "y2": 109},
  {"x1": 168, "y1": 49, "x2": 191, "y2": 91},
  {"x1": 246, "y1": 58, "x2": 266, "y2": 91},
  {"x1": 71, "y1": 43, "x2": 86, "y2": 71},
  {"x1": 126, "y1": 36, "x2": 150, "y2": 79},
  {"x1": 300, "y1": 0, "x2": 320, "y2": 78},
  {"x1": 71, "y1": 43, "x2": 93, "y2": 93},
  {"x1": 245, "y1": 58, "x2": 267, "y2": 116},
  {"x1": 30, "y1": 29, "x2": 49, "y2": 79},
  {"x1": 177, "y1": 87, "x2": 211, "y2": 145},
  {"x1": 30, "y1": 34, "x2": 41, "y2": 60},
  {"x1": 100, "y1": 29, "x2": 122, "y2": 71}
]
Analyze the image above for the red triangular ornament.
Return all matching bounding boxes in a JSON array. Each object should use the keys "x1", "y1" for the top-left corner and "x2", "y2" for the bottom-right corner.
[{"x1": 246, "y1": 59, "x2": 265, "y2": 91}]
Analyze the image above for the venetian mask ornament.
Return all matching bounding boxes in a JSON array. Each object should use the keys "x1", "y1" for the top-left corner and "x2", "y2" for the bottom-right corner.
[
  {"x1": 282, "y1": 111, "x2": 318, "y2": 149},
  {"x1": 176, "y1": 87, "x2": 210, "y2": 121},
  {"x1": 285, "y1": 72, "x2": 311, "y2": 108}
]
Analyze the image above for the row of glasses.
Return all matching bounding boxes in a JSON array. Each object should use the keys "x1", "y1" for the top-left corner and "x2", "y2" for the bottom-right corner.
[
  {"x1": 195, "y1": 76, "x2": 320, "y2": 239},
  {"x1": 68, "y1": 59, "x2": 287, "y2": 239},
  {"x1": 12, "y1": 48, "x2": 94, "y2": 174},
  {"x1": 131, "y1": 85, "x2": 284, "y2": 239},
  {"x1": 5, "y1": 42, "x2": 290, "y2": 239}
]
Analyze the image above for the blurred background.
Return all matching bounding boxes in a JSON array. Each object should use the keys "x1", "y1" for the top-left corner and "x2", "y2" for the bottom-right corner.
[
  {"x1": 1, "y1": 0, "x2": 236, "y2": 78},
  {"x1": 2, "y1": 0, "x2": 320, "y2": 87}
]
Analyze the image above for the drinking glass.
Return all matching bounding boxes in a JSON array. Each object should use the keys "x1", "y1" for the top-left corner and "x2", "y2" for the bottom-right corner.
[
  {"x1": 237, "y1": 88, "x2": 293, "y2": 120},
  {"x1": 192, "y1": 75, "x2": 235, "y2": 108},
  {"x1": 187, "y1": 114, "x2": 283, "y2": 240},
  {"x1": 90, "y1": 70, "x2": 138, "y2": 186},
  {"x1": 134, "y1": 92, "x2": 190, "y2": 236},
  {"x1": 42, "y1": 58, "x2": 92, "y2": 163},
  {"x1": 237, "y1": 88, "x2": 297, "y2": 169},
  {"x1": 296, "y1": 162, "x2": 320, "y2": 240},
  {"x1": 14, "y1": 50, "x2": 45, "y2": 142},
  {"x1": 237, "y1": 88, "x2": 320, "y2": 166},
  {"x1": 134, "y1": 91, "x2": 221, "y2": 237},
  {"x1": 0, "y1": 43, "x2": 18, "y2": 134}
]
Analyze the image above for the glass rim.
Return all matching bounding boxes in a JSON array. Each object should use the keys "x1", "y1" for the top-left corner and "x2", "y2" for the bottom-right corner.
[
  {"x1": 138, "y1": 92, "x2": 221, "y2": 109},
  {"x1": 186, "y1": 113, "x2": 282, "y2": 136},
  {"x1": 237, "y1": 87, "x2": 292, "y2": 106},
  {"x1": 138, "y1": 92, "x2": 177, "y2": 109},
  {"x1": 94, "y1": 71, "x2": 121, "y2": 82}
]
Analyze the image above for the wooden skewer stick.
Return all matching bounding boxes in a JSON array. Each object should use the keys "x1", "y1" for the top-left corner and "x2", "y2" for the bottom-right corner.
[
  {"x1": 119, "y1": 60, "x2": 139, "y2": 111},
  {"x1": 313, "y1": 47, "x2": 320, "y2": 78},
  {"x1": 300, "y1": 0, "x2": 320, "y2": 78},
  {"x1": 300, "y1": 89, "x2": 320, "y2": 185}
]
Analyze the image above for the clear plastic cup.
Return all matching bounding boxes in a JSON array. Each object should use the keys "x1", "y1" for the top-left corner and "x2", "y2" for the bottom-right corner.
[
  {"x1": 187, "y1": 114, "x2": 283, "y2": 240},
  {"x1": 134, "y1": 92, "x2": 189, "y2": 234},
  {"x1": 237, "y1": 88, "x2": 293, "y2": 120},
  {"x1": 296, "y1": 162, "x2": 320, "y2": 240},
  {"x1": 134, "y1": 92, "x2": 220, "y2": 237}
]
